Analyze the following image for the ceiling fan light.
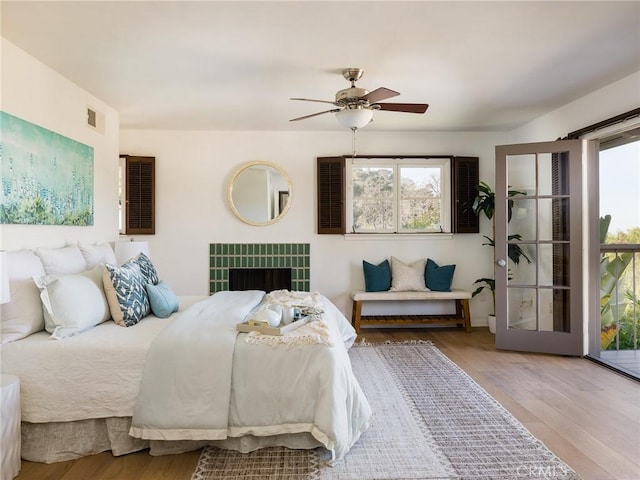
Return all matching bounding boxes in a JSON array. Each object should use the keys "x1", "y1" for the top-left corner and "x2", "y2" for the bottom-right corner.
[{"x1": 335, "y1": 108, "x2": 373, "y2": 129}]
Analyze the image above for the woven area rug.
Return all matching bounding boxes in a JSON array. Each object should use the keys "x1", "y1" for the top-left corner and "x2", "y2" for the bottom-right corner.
[{"x1": 192, "y1": 341, "x2": 581, "y2": 480}]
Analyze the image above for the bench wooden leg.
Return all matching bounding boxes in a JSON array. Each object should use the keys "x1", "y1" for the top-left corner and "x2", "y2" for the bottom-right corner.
[
  {"x1": 351, "y1": 300, "x2": 363, "y2": 334},
  {"x1": 461, "y1": 298, "x2": 471, "y2": 332}
]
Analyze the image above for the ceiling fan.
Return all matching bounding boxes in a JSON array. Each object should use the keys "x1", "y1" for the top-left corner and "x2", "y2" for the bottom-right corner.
[{"x1": 290, "y1": 68, "x2": 429, "y2": 129}]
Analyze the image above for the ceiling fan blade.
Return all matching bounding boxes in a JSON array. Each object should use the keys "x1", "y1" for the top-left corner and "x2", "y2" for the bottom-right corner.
[
  {"x1": 289, "y1": 108, "x2": 341, "y2": 122},
  {"x1": 290, "y1": 97, "x2": 337, "y2": 105},
  {"x1": 375, "y1": 103, "x2": 429, "y2": 114},
  {"x1": 359, "y1": 87, "x2": 400, "y2": 103}
]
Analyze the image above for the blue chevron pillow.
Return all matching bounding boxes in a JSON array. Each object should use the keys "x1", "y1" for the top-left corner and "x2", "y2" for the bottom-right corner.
[
  {"x1": 103, "y1": 262, "x2": 151, "y2": 327},
  {"x1": 133, "y1": 252, "x2": 159, "y2": 285}
]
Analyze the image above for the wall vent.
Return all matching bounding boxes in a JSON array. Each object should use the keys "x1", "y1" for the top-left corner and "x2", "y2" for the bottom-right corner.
[
  {"x1": 87, "y1": 108, "x2": 97, "y2": 127},
  {"x1": 86, "y1": 105, "x2": 105, "y2": 134}
]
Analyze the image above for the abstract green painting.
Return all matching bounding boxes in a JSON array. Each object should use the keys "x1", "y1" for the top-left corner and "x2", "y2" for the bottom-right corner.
[{"x1": 0, "y1": 111, "x2": 94, "y2": 225}]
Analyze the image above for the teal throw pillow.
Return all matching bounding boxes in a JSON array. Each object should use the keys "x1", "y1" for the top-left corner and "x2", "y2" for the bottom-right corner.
[
  {"x1": 363, "y1": 259, "x2": 392, "y2": 292},
  {"x1": 425, "y1": 258, "x2": 456, "y2": 292},
  {"x1": 146, "y1": 281, "x2": 180, "y2": 318}
]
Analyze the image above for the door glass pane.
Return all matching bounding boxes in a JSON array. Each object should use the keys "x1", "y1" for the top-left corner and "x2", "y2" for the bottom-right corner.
[
  {"x1": 507, "y1": 154, "x2": 536, "y2": 194},
  {"x1": 539, "y1": 244, "x2": 553, "y2": 286},
  {"x1": 539, "y1": 288, "x2": 553, "y2": 331},
  {"x1": 539, "y1": 152, "x2": 570, "y2": 196},
  {"x1": 539, "y1": 288, "x2": 570, "y2": 332},
  {"x1": 538, "y1": 198, "x2": 569, "y2": 241},
  {"x1": 539, "y1": 198, "x2": 552, "y2": 240},
  {"x1": 545, "y1": 288, "x2": 571, "y2": 333},
  {"x1": 507, "y1": 287, "x2": 537, "y2": 330},
  {"x1": 509, "y1": 198, "x2": 536, "y2": 240},
  {"x1": 539, "y1": 243, "x2": 570, "y2": 287},
  {"x1": 508, "y1": 244, "x2": 536, "y2": 286}
]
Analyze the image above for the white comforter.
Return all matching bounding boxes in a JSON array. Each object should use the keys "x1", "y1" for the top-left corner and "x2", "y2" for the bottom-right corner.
[
  {"x1": 130, "y1": 290, "x2": 371, "y2": 462},
  {"x1": 129, "y1": 290, "x2": 264, "y2": 441}
]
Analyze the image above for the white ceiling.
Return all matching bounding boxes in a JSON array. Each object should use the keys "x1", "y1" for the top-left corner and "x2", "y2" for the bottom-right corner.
[{"x1": 2, "y1": 1, "x2": 639, "y2": 132}]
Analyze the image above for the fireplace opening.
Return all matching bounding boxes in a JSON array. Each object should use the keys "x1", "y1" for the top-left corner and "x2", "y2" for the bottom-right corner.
[{"x1": 228, "y1": 268, "x2": 292, "y2": 292}]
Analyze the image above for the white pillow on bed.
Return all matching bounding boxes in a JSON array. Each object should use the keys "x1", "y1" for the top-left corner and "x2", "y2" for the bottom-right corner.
[
  {"x1": 0, "y1": 250, "x2": 46, "y2": 343},
  {"x1": 34, "y1": 265, "x2": 111, "y2": 339},
  {"x1": 35, "y1": 244, "x2": 87, "y2": 275},
  {"x1": 79, "y1": 242, "x2": 117, "y2": 269}
]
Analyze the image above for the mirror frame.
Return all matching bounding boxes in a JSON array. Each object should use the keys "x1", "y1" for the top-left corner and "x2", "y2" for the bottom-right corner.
[{"x1": 227, "y1": 161, "x2": 293, "y2": 226}]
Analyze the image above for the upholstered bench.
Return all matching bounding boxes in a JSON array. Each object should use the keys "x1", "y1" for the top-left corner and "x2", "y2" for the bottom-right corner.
[{"x1": 350, "y1": 290, "x2": 472, "y2": 334}]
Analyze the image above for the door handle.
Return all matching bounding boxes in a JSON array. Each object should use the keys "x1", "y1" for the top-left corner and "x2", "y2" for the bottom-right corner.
[{"x1": 496, "y1": 259, "x2": 507, "y2": 267}]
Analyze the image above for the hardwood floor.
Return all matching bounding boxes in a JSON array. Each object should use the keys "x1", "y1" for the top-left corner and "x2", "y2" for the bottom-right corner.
[{"x1": 16, "y1": 327, "x2": 640, "y2": 480}]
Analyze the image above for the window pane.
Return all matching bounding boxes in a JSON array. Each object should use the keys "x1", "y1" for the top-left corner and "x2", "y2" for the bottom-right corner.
[
  {"x1": 352, "y1": 167, "x2": 394, "y2": 231},
  {"x1": 400, "y1": 167, "x2": 441, "y2": 231}
]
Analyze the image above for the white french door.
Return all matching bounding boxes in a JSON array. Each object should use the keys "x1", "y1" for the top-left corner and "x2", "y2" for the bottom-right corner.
[{"x1": 494, "y1": 140, "x2": 583, "y2": 355}]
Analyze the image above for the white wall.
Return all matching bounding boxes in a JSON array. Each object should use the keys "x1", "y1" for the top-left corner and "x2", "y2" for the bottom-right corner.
[
  {"x1": 507, "y1": 71, "x2": 640, "y2": 143},
  {"x1": 0, "y1": 39, "x2": 120, "y2": 251},
  {"x1": 119, "y1": 129, "x2": 506, "y2": 322}
]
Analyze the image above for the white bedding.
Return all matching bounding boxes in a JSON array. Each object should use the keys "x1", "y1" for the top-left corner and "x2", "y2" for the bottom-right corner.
[
  {"x1": 228, "y1": 299, "x2": 371, "y2": 462},
  {"x1": 130, "y1": 290, "x2": 265, "y2": 441},
  {"x1": 1, "y1": 296, "x2": 206, "y2": 422},
  {"x1": 1, "y1": 291, "x2": 371, "y2": 463}
]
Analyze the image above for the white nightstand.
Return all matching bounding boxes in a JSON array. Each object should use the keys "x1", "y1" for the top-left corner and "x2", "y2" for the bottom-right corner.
[{"x1": 1, "y1": 374, "x2": 21, "y2": 480}]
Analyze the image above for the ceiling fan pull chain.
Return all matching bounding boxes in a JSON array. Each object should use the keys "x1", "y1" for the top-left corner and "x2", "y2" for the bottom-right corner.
[{"x1": 351, "y1": 127, "x2": 358, "y2": 157}]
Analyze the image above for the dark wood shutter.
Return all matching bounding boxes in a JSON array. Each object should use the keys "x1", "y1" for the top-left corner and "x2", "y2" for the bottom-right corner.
[
  {"x1": 317, "y1": 156, "x2": 346, "y2": 234},
  {"x1": 122, "y1": 155, "x2": 155, "y2": 235},
  {"x1": 451, "y1": 156, "x2": 479, "y2": 233}
]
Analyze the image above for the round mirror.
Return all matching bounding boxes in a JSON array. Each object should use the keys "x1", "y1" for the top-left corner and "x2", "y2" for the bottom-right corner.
[{"x1": 227, "y1": 161, "x2": 292, "y2": 226}]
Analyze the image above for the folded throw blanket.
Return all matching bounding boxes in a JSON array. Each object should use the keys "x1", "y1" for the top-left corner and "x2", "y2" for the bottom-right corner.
[
  {"x1": 265, "y1": 290, "x2": 324, "y2": 318},
  {"x1": 244, "y1": 320, "x2": 333, "y2": 348}
]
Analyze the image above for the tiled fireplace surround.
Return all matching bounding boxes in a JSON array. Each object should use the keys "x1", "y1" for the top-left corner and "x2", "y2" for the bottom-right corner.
[{"x1": 209, "y1": 243, "x2": 310, "y2": 294}]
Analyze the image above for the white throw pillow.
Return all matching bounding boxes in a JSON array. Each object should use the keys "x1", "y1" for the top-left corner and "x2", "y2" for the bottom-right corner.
[
  {"x1": 79, "y1": 242, "x2": 117, "y2": 269},
  {"x1": 389, "y1": 256, "x2": 429, "y2": 292},
  {"x1": 0, "y1": 250, "x2": 46, "y2": 343},
  {"x1": 34, "y1": 265, "x2": 111, "y2": 339},
  {"x1": 35, "y1": 245, "x2": 87, "y2": 275}
]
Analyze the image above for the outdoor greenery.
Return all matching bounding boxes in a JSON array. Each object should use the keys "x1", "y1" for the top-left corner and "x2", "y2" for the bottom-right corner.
[
  {"x1": 600, "y1": 215, "x2": 640, "y2": 350},
  {"x1": 352, "y1": 166, "x2": 441, "y2": 231}
]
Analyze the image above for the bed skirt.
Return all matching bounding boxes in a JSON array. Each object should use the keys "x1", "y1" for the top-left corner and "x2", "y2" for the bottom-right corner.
[{"x1": 22, "y1": 418, "x2": 324, "y2": 464}]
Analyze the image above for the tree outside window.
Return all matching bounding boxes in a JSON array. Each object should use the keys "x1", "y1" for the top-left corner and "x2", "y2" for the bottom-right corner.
[{"x1": 349, "y1": 158, "x2": 450, "y2": 233}]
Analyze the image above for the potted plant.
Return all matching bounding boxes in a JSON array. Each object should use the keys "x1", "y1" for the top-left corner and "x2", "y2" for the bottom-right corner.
[{"x1": 471, "y1": 181, "x2": 531, "y2": 332}]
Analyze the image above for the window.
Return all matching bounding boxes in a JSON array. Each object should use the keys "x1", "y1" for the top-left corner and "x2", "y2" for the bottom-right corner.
[
  {"x1": 316, "y1": 155, "x2": 478, "y2": 235},
  {"x1": 119, "y1": 155, "x2": 155, "y2": 235},
  {"x1": 346, "y1": 157, "x2": 450, "y2": 233}
]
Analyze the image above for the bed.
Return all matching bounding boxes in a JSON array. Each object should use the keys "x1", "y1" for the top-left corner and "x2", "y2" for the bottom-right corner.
[{"x1": 0, "y1": 244, "x2": 371, "y2": 464}]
